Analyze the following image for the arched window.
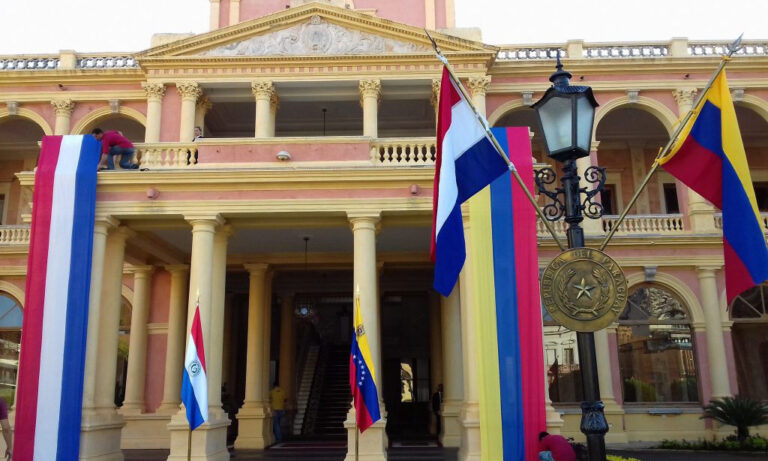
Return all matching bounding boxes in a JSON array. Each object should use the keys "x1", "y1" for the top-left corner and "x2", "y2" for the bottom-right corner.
[
  {"x1": 730, "y1": 283, "x2": 768, "y2": 400},
  {"x1": 0, "y1": 293, "x2": 23, "y2": 406},
  {"x1": 618, "y1": 284, "x2": 699, "y2": 403}
]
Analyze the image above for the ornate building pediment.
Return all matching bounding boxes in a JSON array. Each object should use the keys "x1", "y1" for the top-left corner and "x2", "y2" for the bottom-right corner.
[{"x1": 201, "y1": 16, "x2": 429, "y2": 56}]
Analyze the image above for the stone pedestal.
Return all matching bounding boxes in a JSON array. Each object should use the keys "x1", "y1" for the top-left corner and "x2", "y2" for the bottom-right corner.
[
  {"x1": 458, "y1": 402, "x2": 481, "y2": 461},
  {"x1": 167, "y1": 408, "x2": 230, "y2": 461},
  {"x1": 343, "y1": 411, "x2": 387, "y2": 461},
  {"x1": 79, "y1": 410, "x2": 125, "y2": 461},
  {"x1": 234, "y1": 404, "x2": 271, "y2": 449},
  {"x1": 441, "y1": 400, "x2": 463, "y2": 447}
]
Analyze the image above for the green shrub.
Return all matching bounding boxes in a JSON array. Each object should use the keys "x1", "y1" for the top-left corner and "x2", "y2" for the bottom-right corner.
[
  {"x1": 657, "y1": 435, "x2": 768, "y2": 451},
  {"x1": 701, "y1": 396, "x2": 768, "y2": 442}
]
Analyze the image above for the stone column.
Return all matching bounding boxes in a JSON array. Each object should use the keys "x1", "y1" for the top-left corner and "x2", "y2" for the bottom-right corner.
[
  {"x1": 278, "y1": 293, "x2": 296, "y2": 405},
  {"x1": 429, "y1": 292, "x2": 443, "y2": 437},
  {"x1": 229, "y1": 0, "x2": 240, "y2": 25},
  {"x1": 167, "y1": 216, "x2": 230, "y2": 461},
  {"x1": 440, "y1": 286, "x2": 463, "y2": 447},
  {"x1": 268, "y1": 93, "x2": 279, "y2": 137},
  {"x1": 51, "y1": 99, "x2": 75, "y2": 135},
  {"x1": 209, "y1": 225, "x2": 232, "y2": 413},
  {"x1": 121, "y1": 266, "x2": 155, "y2": 414},
  {"x1": 159, "y1": 265, "x2": 189, "y2": 413},
  {"x1": 344, "y1": 213, "x2": 386, "y2": 461},
  {"x1": 81, "y1": 225, "x2": 131, "y2": 461},
  {"x1": 142, "y1": 83, "x2": 165, "y2": 143},
  {"x1": 252, "y1": 80, "x2": 275, "y2": 138},
  {"x1": 674, "y1": 88, "x2": 716, "y2": 232},
  {"x1": 235, "y1": 263, "x2": 270, "y2": 449},
  {"x1": 467, "y1": 75, "x2": 491, "y2": 116},
  {"x1": 209, "y1": 0, "x2": 220, "y2": 30},
  {"x1": 261, "y1": 269, "x2": 275, "y2": 445},
  {"x1": 359, "y1": 79, "x2": 381, "y2": 138},
  {"x1": 579, "y1": 141, "x2": 603, "y2": 236},
  {"x1": 697, "y1": 266, "x2": 732, "y2": 399},
  {"x1": 595, "y1": 326, "x2": 627, "y2": 443},
  {"x1": 177, "y1": 82, "x2": 201, "y2": 143},
  {"x1": 431, "y1": 78, "x2": 441, "y2": 120},
  {"x1": 195, "y1": 96, "x2": 212, "y2": 136},
  {"x1": 458, "y1": 221, "x2": 481, "y2": 461}
]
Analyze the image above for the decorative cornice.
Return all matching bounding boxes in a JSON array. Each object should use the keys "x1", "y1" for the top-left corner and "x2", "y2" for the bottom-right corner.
[
  {"x1": 142, "y1": 82, "x2": 166, "y2": 100},
  {"x1": 467, "y1": 75, "x2": 492, "y2": 97},
  {"x1": 251, "y1": 80, "x2": 275, "y2": 99},
  {"x1": 50, "y1": 98, "x2": 75, "y2": 115},
  {"x1": 176, "y1": 81, "x2": 202, "y2": 100}
]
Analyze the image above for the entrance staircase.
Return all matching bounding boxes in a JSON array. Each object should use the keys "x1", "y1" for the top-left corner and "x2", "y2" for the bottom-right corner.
[{"x1": 302, "y1": 344, "x2": 350, "y2": 439}]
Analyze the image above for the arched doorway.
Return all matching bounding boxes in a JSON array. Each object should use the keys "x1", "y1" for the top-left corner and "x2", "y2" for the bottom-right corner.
[
  {"x1": 492, "y1": 107, "x2": 547, "y2": 162},
  {"x1": 75, "y1": 113, "x2": 146, "y2": 142},
  {"x1": 617, "y1": 283, "x2": 700, "y2": 403},
  {"x1": 0, "y1": 116, "x2": 46, "y2": 224},
  {"x1": 595, "y1": 108, "x2": 671, "y2": 215},
  {"x1": 735, "y1": 105, "x2": 768, "y2": 212},
  {"x1": 729, "y1": 283, "x2": 768, "y2": 400},
  {"x1": 0, "y1": 292, "x2": 23, "y2": 406}
]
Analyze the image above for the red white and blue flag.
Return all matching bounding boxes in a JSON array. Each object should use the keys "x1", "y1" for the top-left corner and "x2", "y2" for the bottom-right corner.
[
  {"x1": 431, "y1": 66, "x2": 510, "y2": 296},
  {"x1": 14, "y1": 135, "x2": 101, "y2": 460},
  {"x1": 182, "y1": 304, "x2": 209, "y2": 430}
]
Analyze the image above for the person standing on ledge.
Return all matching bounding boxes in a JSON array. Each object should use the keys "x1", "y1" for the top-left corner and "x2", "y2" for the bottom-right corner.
[
  {"x1": 91, "y1": 128, "x2": 139, "y2": 170},
  {"x1": 538, "y1": 431, "x2": 576, "y2": 461}
]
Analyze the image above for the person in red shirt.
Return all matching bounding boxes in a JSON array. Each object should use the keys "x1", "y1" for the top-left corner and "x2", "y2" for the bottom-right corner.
[
  {"x1": 538, "y1": 431, "x2": 576, "y2": 461},
  {"x1": 91, "y1": 128, "x2": 139, "y2": 170}
]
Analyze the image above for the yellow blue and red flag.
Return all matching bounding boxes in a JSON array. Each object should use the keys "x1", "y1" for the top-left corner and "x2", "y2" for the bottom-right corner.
[
  {"x1": 349, "y1": 296, "x2": 381, "y2": 432},
  {"x1": 659, "y1": 71, "x2": 768, "y2": 302}
]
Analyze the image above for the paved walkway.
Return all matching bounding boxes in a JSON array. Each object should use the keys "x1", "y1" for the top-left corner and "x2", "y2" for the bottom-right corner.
[{"x1": 125, "y1": 448, "x2": 767, "y2": 460}]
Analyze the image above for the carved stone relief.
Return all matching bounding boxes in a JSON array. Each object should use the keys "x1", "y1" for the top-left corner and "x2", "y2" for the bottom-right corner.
[{"x1": 201, "y1": 16, "x2": 429, "y2": 56}]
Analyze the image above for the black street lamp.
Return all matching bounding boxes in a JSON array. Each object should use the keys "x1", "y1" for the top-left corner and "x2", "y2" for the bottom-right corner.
[{"x1": 532, "y1": 56, "x2": 609, "y2": 461}]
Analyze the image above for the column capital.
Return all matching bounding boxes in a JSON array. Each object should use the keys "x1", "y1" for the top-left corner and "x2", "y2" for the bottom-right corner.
[
  {"x1": 142, "y1": 82, "x2": 166, "y2": 100},
  {"x1": 673, "y1": 87, "x2": 697, "y2": 107},
  {"x1": 216, "y1": 223, "x2": 235, "y2": 240},
  {"x1": 359, "y1": 79, "x2": 382, "y2": 105},
  {"x1": 164, "y1": 264, "x2": 190, "y2": 275},
  {"x1": 270, "y1": 92, "x2": 280, "y2": 110},
  {"x1": 185, "y1": 214, "x2": 224, "y2": 229},
  {"x1": 590, "y1": 140, "x2": 601, "y2": 152},
  {"x1": 431, "y1": 78, "x2": 441, "y2": 108},
  {"x1": 176, "y1": 81, "x2": 202, "y2": 101},
  {"x1": 696, "y1": 266, "x2": 722, "y2": 277},
  {"x1": 127, "y1": 265, "x2": 156, "y2": 277},
  {"x1": 51, "y1": 98, "x2": 75, "y2": 116},
  {"x1": 347, "y1": 212, "x2": 381, "y2": 230},
  {"x1": 112, "y1": 225, "x2": 136, "y2": 241},
  {"x1": 467, "y1": 75, "x2": 492, "y2": 97},
  {"x1": 244, "y1": 263, "x2": 270, "y2": 274},
  {"x1": 251, "y1": 80, "x2": 275, "y2": 100},
  {"x1": 94, "y1": 215, "x2": 120, "y2": 233},
  {"x1": 196, "y1": 95, "x2": 213, "y2": 112}
]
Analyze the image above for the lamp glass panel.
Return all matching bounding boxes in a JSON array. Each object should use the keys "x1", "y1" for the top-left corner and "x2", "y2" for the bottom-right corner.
[
  {"x1": 538, "y1": 95, "x2": 573, "y2": 153},
  {"x1": 576, "y1": 95, "x2": 595, "y2": 152}
]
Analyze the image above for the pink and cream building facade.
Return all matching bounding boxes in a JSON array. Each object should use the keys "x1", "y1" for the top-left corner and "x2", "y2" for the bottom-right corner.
[{"x1": 0, "y1": 0, "x2": 767, "y2": 459}]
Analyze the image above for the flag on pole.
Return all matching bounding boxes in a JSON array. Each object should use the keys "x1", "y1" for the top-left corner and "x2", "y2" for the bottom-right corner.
[
  {"x1": 431, "y1": 66, "x2": 510, "y2": 296},
  {"x1": 658, "y1": 70, "x2": 768, "y2": 302},
  {"x1": 349, "y1": 295, "x2": 381, "y2": 432},
  {"x1": 13, "y1": 135, "x2": 101, "y2": 460},
  {"x1": 181, "y1": 304, "x2": 208, "y2": 430}
]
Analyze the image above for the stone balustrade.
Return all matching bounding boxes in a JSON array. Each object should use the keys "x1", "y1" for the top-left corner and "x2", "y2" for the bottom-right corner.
[
  {"x1": 135, "y1": 143, "x2": 198, "y2": 169},
  {"x1": 602, "y1": 214, "x2": 685, "y2": 235},
  {"x1": 370, "y1": 138, "x2": 437, "y2": 165},
  {"x1": 536, "y1": 218, "x2": 567, "y2": 237},
  {"x1": 714, "y1": 212, "x2": 768, "y2": 233},
  {"x1": 0, "y1": 225, "x2": 31, "y2": 245},
  {"x1": 0, "y1": 52, "x2": 137, "y2": 71}
]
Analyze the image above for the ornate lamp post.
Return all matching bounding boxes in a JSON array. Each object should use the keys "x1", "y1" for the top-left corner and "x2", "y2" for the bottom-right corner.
[{"x1": 532, "y1": 57, "x2": 610, "y2": 461}]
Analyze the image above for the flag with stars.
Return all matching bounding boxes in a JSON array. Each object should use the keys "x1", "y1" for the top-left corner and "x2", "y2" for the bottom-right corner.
[{"x1": 349, "y1": 296, "x2": 381, "y2": 432}]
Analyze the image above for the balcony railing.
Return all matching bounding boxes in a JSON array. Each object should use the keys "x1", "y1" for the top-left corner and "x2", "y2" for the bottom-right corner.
[
  {"x1": 0, "y1": 225, "x2": 30, "y2": 245},
  {"x1": 370, "y1": 138, "x2": 436, "y2": 165},
  {"x1": 714, "y1": 213, "x2": 768, "y2": 232},
  {"x1": 136, "y1": 143, "x2": 197, "y2": 169},
  {"x1": 0, "y1": 52, "x2": 138, "y2": 71},
  {"x1": 602, "y1": 214, "x2": 685, "y2": 235}
]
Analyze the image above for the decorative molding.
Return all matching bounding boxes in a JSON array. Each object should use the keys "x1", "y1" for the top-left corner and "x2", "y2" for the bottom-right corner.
[
  {"x1": 643, "y1": 266, "x2": 657, "y2": 282},
  {"x1": 467, "y1": 75, "x2": 491, "y2": 97},
  {"x1": 200, "y1": 15, "x2": 429, "y2": 57},
  {"x1": 147, "y1": 322, "x2": 169, "y2": 335},
  {"x1": 251, "y1": 80, "x2": 275, "y2": 99},
  {"x1": 141, "y1": 82, "x2": 166, "y2": 100},
  {"x1": 0, "y1": 107, "x2": 53, "y2": 135},
  {"x1": 196, "y1": 95, "x2": 213, "y2": 112},
  {"x1": 50, "y1": 98, "x2": 75, "y2": 116},
  {"x1": 176, "y1": 81, "x2": 202, "y2": 100},
  {"x1": 626, "y1": 89, "x2": 639, "y2": 103},
  {"x1": 6, "y1": 101, "x2": 18, "y2": 116},
  {"x1": 521, "y1": 91, "x2": 534, "y2": 106},
  {"x1": 359, "y1": 79, "x2": 381, "y2": 106},
  {"x1": 673, "y1": 87, "x2": 698, "y2": 108},
  {"x1": 430, "y1": 78, "x2": 441, "y2": 108},
  {"x1": 108, "y1": 99, "x2": 120, "y2": 113},
  {"x1": 731, "y1": 88, "x2": 745, "y2": 102}
]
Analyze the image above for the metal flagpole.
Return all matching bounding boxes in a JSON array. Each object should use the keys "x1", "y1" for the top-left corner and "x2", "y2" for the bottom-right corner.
[
  {"x1": 187, "y1": 426, "x2": 192, "y2": 461},
  {"x1": 425, "y1": 29, "x2": 567, "y2": 251},
  {"x1": 355, "y1": 422, "x2": 359, "y2": 461},
  {"x1": 598, "y1": 34, "x2": 743, "y2": 251}
]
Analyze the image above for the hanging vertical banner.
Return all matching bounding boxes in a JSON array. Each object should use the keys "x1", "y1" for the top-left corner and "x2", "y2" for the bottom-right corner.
[
  {"x1": 14, "y1": 135, "x2": 101, "y2": 460},
  {"x1": 469, "y1": 127, "x2": 547, "y2": 460}
]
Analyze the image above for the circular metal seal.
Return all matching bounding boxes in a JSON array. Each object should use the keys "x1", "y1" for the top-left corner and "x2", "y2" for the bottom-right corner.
[{"x1": 541, "y1": 247, "x2": 628, "y2": 332}]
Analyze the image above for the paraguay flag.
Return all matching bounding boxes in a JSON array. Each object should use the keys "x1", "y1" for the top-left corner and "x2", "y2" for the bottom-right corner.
[
  {"x1": 468, "y1": 128, "x2": 546, "y2": 460},
  {"x1": 349, "y1": 296, "x2": 380, "y2": 432},
  {"x1": 659, "y1": 70, "x2": 768, "y2": 302},
  {"x1": 431, "y1": 66, "x2": 510, "y2": 296},
  {"x1": 14, "y1": 135, "x2": 101, "y2": 460},
  {"x1": 182, "y1": 304, "x2": 209, "y2": 430}
]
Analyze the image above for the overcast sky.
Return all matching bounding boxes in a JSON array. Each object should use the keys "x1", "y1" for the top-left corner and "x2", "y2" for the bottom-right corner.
[{"x1": 1, "y1": 0, "x2": 766, "y2": 54}]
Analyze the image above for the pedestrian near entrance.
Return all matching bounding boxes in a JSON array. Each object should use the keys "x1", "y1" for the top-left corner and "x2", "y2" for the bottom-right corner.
[
  {"x1": 270, "y1": 384, "x2": 286, "y2": 443},
  {"x1": 538, "y1": 432, "x2": 576, "y2": 461},
  {"x1": 91, "y1": 128, "x2": 139, "y2": 170},
  {"x1": 0, "y1": 397, "x2": 11, "y2": 460}
]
